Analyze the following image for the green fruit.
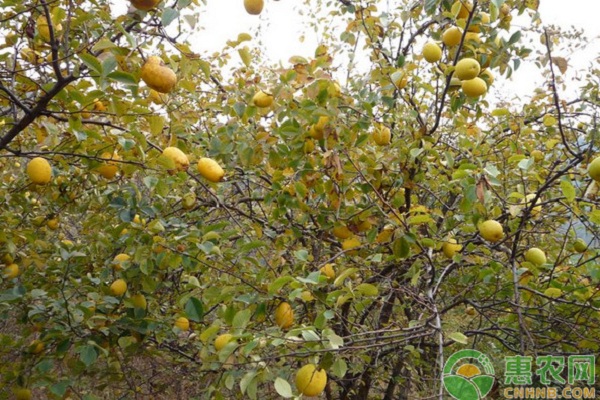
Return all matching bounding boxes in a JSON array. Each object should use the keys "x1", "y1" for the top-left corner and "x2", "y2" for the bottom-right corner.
[
  {"x1": 588, "y1": 157, "x2": 600, "y2": 181},
  {"x1": 524, "y1": 247, "x2": 546, "y2": 266},
  {"x1": 573, "y1": 238, "x2": 587, "y2": 253},
  {"x1": 478, "y1": 220, "x2": 504, "y2": 242}
]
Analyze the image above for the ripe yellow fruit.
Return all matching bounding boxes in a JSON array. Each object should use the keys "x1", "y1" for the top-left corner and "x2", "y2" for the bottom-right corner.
[
  {"x1": 295, "y1": 364, "x2": 327, "y2": 397},
  {"x1": 97, "y1": 152, "x2": 120, "y2": 179},
  {"x1": 28, "y1": 339, "x2": 44, "y2": 354},
  {"x1": 478, "y1": 220, "x2": 504, "y2": 243},
  {"x1": 13, "y1": 388, "x2": 32, "y2": 400},
  {"x1": 130, "y1": 0, "x2": 161, "y2": 10},
  {"x1": 465, "y1": 306, "x2": 476, "y2": 316},
  {"x1": 452, "y1": 0, "x2": 473, "y2": 19},
  {"x1": 461, "y1": 77, "x2": 487, "y2": 98},
  {"x1": 442, "y1": 26, "x2": 463, "y2": 47},
  {"x1": 454, "y1": 58, "x2": 480, "y2": 80},
  {"x1": 574, "y1": 238, "x2": 587, "y2": 253},
  {"x1": 37, "y1": 14, "x2": 63, "y2": 42},
  {"x1": 524, "y1": 247, "x2": 546, "y2": 266},
  {"x1": 214, "y1": 333, "x2": 234, "y2": 351},
  {"x1": 130, "y1": 293, "x2": 147, "y2": 309},
  {"x1": 47, "y1": 217, "x2": 59, "y2": 230},
  {"x1": 373, "y1": 124, "x2": 391, "y2": 146},
  {"x1": 2, "y1": 263, "x2": 20, "y2": 279},
  {"x1": 464, "y1": 32, "x2": 481, "y2": 43},
  {"x1": 27, "y1": 157, "x2": 52, "y2": 185},
  {"x1": 342, "y1": 237, "x2": 361, "y2": 251},
  {"x1": 113, "y1": 253, "x2": 131, "y2": 270},
  {"x1": 274, "y1": 302, "x2": 294, "y2": 329},
  {"x1": 197, "y1": 157, "x2": 225, "y2": 182},
  {"x1": 320, "y1": 263, "x2": 336, "y2": 280},
  {"x1": 110, "y1": 279, "x2": 127, "y2": 296},
  {"x1": 587, "y1": 157, "x2": 600, "y2": 181},
  {"x1": 174, "y1": 317, "x2": 190, "y2": 331},
  {"x1": 479, "y1": 69, "x2": 494, "y2": 86},
  {"x1": 422, "y1": 42, "x2": 442, "y2": 63},
  {"x1": 141, "y1": 56, "x2": 177, "y2": 94},
  {"x1": 244, "y1": 0, "x2": 264, "y2": 15},
  {"x1": 442, "y1": 239, "x2": 463, "y2": 258},
  {"x1": 252, "y1": 90, "x2": 273, "y2": 107},
  {"x1": 162, "y1": 147, "x2": 190, "y2": 171}
]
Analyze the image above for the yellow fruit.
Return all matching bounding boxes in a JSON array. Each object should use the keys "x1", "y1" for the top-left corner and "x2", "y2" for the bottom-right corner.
[
  {"x1": 373, "y1": 124, "x2": 391, "y2": 146},
  {"x1": 320, "y1": 263, "x2": 336, "y2": 280},
  {"x1": 130, "y1": 294, "x2": 147, "y2": 309},
  {"x1": 244, "y1": 0, "x2": 264, "y2": 15},
  {"x1": 342, "y1": 237, "x2": 361, "y2": 251},
  {"x1": 141, "y1": 56, "x2": 177, "y2": 94},
  {"x1": 37, "y1": 14, "x2": 63, "y2": 42},
  {"x1": 113, "y1": 253, "x2": 131, "y2": 270},
  {"x1": 442, "y1": 239, "x2": 463, "y2": 258},
  {"x1": 479, "y1": 69, "x2": 494, "y2": 86},
  {"x1": 465, "y1": 306, "x2": 476, "y2": 316},
  {"x1": 2, "y1": 263, "x2": 19, "y2": 279},
  {"x1": 110, "y1": 279, "x2": 127, "y2": 296},
  {"x1": 452, "y1": 0, "x2": 473, "y2": 19},
  {"x1": 574, "y1": 238, "x2": 587, "y2": 253},
  {"x1": 391, "y1": 69, "x2": 408, "y2": 89},
  {"x1": 454, "y1": 58, "x2": 480, "y2": 80},
  {"x1": 332, "y1": 225, "x2": 353, "y2": 239},
  {"x1": 530, "y1": 149, "x2": 543, "y2": 162},
  {"x1": 310, "y1": 116, "x2": 329, "y2": 139},
  {"x1": 47, "y1": 217, "x2": 59, "y2": 230},
  {"x1": 461, "y1": 77, "x2": 487, "y2": 97},
  {"x1": 214, "y1": 333, "x2": 234, "y2": 351},
  {"x1": 422, "y1": 42, "x2": 442, "y2": 63},
  {"x1": 182, "y1": 192, "x2": 196, "y2": 210},
  {"x1": 478, "y1": 220, "x2": 504, "y2": 243},
  {"x1": 274, "y1": 302, "x2": 294, "y2": 329},
  {"x1": 130, "y1": 0, "x2": 161, "y2": 10},
  {"x1": 252, "y1": 90, "x2": 273, "y2": 107},
  {"x1": 588, "y1": 157, "x2": 600, "y2": 181},
  {"x1": 174, "y1": 316, "x2": 190, "y2": 330},
  {"x1": 442, "y1": 26, "x2": 463, "y2": 47},
  {"x1": 93, "y1": 100, "x2": 106, "y2": 112},
  {"x1": 162, "y1": 147, "x2": 190, "y2": 171},
  {"x1": 524, "y1": 248, "x2": 546, "y2": 266},
  {"x1": 197, "y1": 157, "x2": 225, "y2": 182},
  {"x1": 27, "y1": 157, "x2": 52, "y2": 185},
  {"x1": 295, "y1": 364, "x2": 327, "y2": 397},
  {"x1": 13, "y1": 388, "x2": 32, "y2": 400},
  {"x1": 464, "y1": 32, "x2": 481, "y2": 43},
  {"x1": 97, "y1": 152, "x2": 120, "y2": 179},
  {"x1": 28, "y1": 339, "x2": 44, "y2": 354}
]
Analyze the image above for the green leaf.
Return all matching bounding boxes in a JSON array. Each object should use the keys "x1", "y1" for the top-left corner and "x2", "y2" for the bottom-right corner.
[
  {"x1": 448, "y1": 332, "x2": 469, "y2": 344},
  {"x1": 161, "y1": 8, "x2": 179, "y2": 27},
  {"x1": 238, "y1": 47, "x2": 252, "y2": 67},
  {"x1": 560, "y1": 179, "x2": 576, "y2": 202},
  {"x1": 79, "y1": 53, "x2": 102, "y2": 75},
  {"x1": 184, "y1": 297, "x2": 204, "y2": 322},
  {"x1": 332, "y1": 358, "x2": 348, "y2": 378},
  {"x1": 268, "y1": 276, "x2": 295, "y2": 295},
  {"x1": 355, "y1": 283, "x2": 379, "y2": 297},
  {"x1": 78, "y1": 345, "x2": 97, "y2": 367},
  {"x1": 107, "y1": 71, "x2": 137, "y2": 85},
  {"x1": 333, "y1": 268, "x2": 358, "y2": 287},
  {"x1": 508, "y1": 30, "x2": 522, "y2": 46},
  {"x1": 274, "y1": 377, "x2": 293, "y2": 398},
  {"x1": 232, "y1": 308, "x2": 252, "y2": 329}
]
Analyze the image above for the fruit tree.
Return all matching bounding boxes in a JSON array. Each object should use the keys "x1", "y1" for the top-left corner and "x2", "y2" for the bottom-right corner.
[{"x1": 1, "y1": 0, "x2": 599, "y2": 398}]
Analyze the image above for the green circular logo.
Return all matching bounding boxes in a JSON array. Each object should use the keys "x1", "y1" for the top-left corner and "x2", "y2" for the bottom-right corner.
[{"x1": 443, "y1": 349, "x2": 495, "y2": 400}]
